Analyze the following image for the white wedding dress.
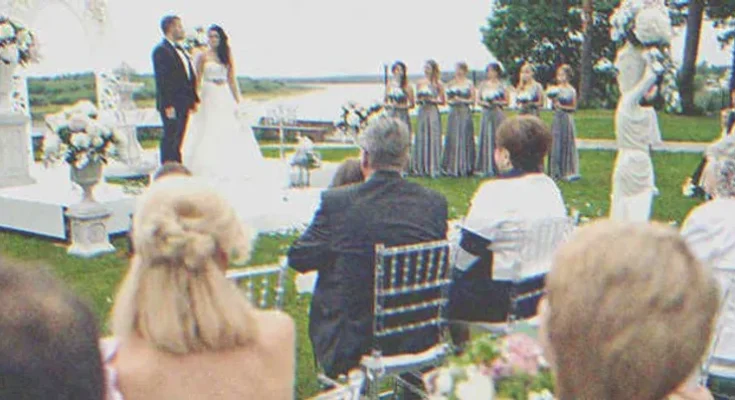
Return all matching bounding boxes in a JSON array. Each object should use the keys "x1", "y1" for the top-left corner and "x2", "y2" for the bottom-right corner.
[
  {"x1": 181, "y1": 60, "x2": 320, "y2": 234},
  {"x1": 183, "y1": 60, "x2": 265, "y2": 181}
]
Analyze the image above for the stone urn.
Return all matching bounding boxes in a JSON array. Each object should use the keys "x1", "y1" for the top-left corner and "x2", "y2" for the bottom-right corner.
[
  {"x1": 0, "y1": 44, "x2": 19, "y2": 114},
  {"x1": 66, "y1": 160, "x2": 115, "y2": 257}
]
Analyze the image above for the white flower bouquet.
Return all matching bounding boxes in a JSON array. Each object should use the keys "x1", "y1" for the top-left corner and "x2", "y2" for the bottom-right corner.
[
  {"x1": 335, "y1": 102, "x2": 383, "y2": 136},
  {"x1": 482, "y1": 88, "x2": 504, "y2": 103},
  {"x1": 43, "y1": 101, "x2": 123, "y2": 169},
  {"x1": 0, "y1": 16, "x2": 39, "y2": 66},
  {"x1": 593, "y1": 58, "x2": 616, "y2": 75},
  {"x1": 516, "y1": 91, "x2": 537, "y2": 105},
  {"x1": 387, "y1": 86, "x2": 407, "y2": 103},
  {"x1": 416, "y1": 85, "x2": 435, "y2": 105},
  {"x1": 546, "y1": 86, "x2": 561, "y2": 99}
]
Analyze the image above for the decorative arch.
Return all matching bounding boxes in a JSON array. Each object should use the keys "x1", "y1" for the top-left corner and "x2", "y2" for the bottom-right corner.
[{"x1": 1, "y1": 0, "x2": 122, "y2": 117}]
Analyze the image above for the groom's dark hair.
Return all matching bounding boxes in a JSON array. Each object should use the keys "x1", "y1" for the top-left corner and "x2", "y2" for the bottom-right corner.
[{"x1": 160, "y1": 15, "x2": 180, "y2": 35}]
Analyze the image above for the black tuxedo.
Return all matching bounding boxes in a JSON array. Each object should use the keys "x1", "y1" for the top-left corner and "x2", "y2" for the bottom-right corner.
[
  {"x1": 288, "y1": 170, "x2": 448, "y2": 377},
  {"x1": 152, "y1": 39, "x2": 199, "y2": 163}
]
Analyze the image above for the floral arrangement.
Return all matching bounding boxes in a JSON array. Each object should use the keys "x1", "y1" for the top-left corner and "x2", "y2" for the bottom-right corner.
[
  {"x1": 481, "y1": 88, "x2": 504, "y2": 103},
  {"x1": 545, "y1": 87, "x2": 561, "y2": 99},
  {"x1": 43, "y1": 100, "x2": 124, "y2": 169},
  {"x1": 335, "y1": 102, "x2": 384, "y2": 135},
  {"x1": 0, "y1": 16, "x2": 39, "y2": 66},
  {"x1": 387, "y1": 86, "x2": 407, "y2": 104},
  {"x1": 183, "y1": 26, "x2": 208, "y2": 52},
  {"x1": 446, "y1": 86, "x2": 471, "y2": 101},
  {"x1": 416, "y1": 85, "x2": 436, "y2": 105},
  {"x1": 425, "y1": 334, "x2": 555, "y2": 400},
  {"x1": 516, "y1": 90, "x2": 538, "y2": 106},
  {"x1": 609, "y1": 0, "x2": 681, "y2": 113}
]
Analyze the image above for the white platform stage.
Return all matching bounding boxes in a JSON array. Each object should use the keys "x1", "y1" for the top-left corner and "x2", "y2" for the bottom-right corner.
[{"x1": 0, "y1": 150, "x2": 339, "y2": 240}]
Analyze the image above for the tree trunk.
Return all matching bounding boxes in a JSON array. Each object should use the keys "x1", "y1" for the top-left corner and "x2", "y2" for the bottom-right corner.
[
  {"x1": 579, "y1": 0, "x2": 594, "y2": 107},
  {"x1": 730, "y1": 42, "x2": 735, "y2": 106},
  {"x1": 679, "y1": 0, "x2": 705, "y2": 115}
]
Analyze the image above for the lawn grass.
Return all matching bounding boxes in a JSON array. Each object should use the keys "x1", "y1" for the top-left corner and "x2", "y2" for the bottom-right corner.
[{"x1": 0, "y1": 149, "x2": 706, "y2": 398}]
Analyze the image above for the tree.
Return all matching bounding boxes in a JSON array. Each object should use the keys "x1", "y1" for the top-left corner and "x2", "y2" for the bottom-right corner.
[
  {"x1": 707, "y1": 0, "x2": 735, "y2": 103},
  {"x1": 579, "y1": 0, "x2": 595, "y2": 107},
  {"x1": 677, "y1": 0, "x2": 706, "y2": 114},
  {"x1": 481, "y1": 0, "x2": 616, "y2": 106}
]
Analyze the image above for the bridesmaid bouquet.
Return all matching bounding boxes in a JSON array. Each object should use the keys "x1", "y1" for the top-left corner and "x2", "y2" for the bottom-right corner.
[
  {"x1": 482, "y1": 88, "x2": 504, "y2": 104},
  {"x1": 387, "y1": 86, "x2": 407, "y2": 104},
  {"x1": 545, "y1": 87, "x2": 561, "y2": 99},
  {"x1": 516, "y1": 91, "x2": 538, "y2": 106},
  {"x1": 416, "y1": 85, "x2": 436, "y2": 105},
  {"x1": 424, "y1": 334, "x2": 555, "y2": 400}
]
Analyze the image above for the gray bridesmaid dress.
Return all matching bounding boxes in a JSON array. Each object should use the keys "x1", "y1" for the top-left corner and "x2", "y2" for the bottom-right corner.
[
  {"x1": 475, "y1": 84, "x2": 507, "y2": 177},
  {"x1": 548, "y1": 86, "x2": 580, "y2": 181},
  {"x1": 386, "y1": 83, "x2": 412, "y2": 132},
  {"x1": 442, "y1": 81, "x2": 475, "y2": 177},
  {"x1": 518, "y1": 82, "x2": 543, "y2": 117},
  {"x1": 411, "y1": 83, "x2": 442, "y2": 178}
]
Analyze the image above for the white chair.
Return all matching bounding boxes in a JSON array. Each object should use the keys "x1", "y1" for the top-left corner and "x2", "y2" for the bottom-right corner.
[
  {"x1": 701, "y1": 272, "x2": 735, "y2": 390},
  {"x1": 226, "y1": 257, "x2": 288, "y2": 310},
  {"x1": 360, "y1": 240, "x2": 453, "y2": 400},
  {"x1": 455, "y1": 216, "x2": 575, "y2": 334},
  {"x1": 311, "y1": 370, "x2": 365, "y2": 400}
]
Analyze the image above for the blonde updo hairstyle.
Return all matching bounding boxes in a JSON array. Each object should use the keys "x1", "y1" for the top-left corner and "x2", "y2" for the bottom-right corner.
[
  {"x1": 112, "y1": 176, "x2": 257, "y2": 354},
  {"x1": 544, "y1": 220, "x2": 719, "y2": 400}
]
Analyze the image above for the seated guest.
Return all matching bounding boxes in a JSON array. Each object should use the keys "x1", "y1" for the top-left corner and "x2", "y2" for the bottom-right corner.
[
  {"x1": 540, "y1": 220, "x2": 718, "y2": 400},
  {"x1": 288, "y1": 115, "x2": 448, "y2": 378},
  {"x1": 449, "y1": 116, "x2": 566, "y2": 343},
  {"x1": 686, "y1": 103, "x2": 735, "y2": 199},
  {"x1": 0, "y1": 258, "x2": 106, "y2": 400},
  {"x1": 106, "y1": 177, "x2": 295, "y2": 400},
  {"x1": 329, "y1": 158, "x2": 365, "y2": 188}
]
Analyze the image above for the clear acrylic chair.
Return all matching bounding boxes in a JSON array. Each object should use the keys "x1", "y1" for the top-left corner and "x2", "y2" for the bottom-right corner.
[
  {"x1": 311, "y1": 370, "x2": 365, "y2": 400},
  {"x1": 458, "y1": 216, "x2": 575, "y2": 335},
  {"x1": 360, "y1": 240, "x2": 453, "y2": 400},
  {"x1": 700, "y1": 272, "x2": 735, "y2": 390},
  {"x1": 225, "y1": 256, "x2": 288, "y2": 310}
]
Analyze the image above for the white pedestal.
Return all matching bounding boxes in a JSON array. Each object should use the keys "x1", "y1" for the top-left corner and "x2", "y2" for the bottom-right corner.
[
  {"x1": 0, "y1": 112, "x2": 35, "y2": 188},
  {"x1": 66, "y1": 202, "x2": 116, "y2": 258},
  {"x1": 104, "y1": 123, "x2": 157, "y2": 178}
]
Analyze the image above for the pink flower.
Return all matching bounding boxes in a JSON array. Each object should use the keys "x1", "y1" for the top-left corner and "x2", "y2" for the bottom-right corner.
[{"x1": 491, "y1": 334, "x2": 544, "y2": 378}]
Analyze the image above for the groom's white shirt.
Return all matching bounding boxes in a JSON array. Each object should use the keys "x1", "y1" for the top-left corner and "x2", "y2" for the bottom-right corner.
[{"x1": 166, "y1": 38, "x2": 192, "y2": 80}]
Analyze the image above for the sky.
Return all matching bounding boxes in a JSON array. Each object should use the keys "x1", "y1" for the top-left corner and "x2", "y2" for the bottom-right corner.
[{"x1": 17, "y1": 0, "x2": 733, "y2": 78}]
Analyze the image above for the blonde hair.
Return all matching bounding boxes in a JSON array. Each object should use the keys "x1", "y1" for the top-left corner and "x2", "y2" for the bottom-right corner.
[
  {"x1": 518, "y1": 62, "x2": 536, "y2": 91},
  {"x1": 112, "y1": 177, "x2": 258, "y2": 354},
  {"x1": 545, "y1": 220, "x2": 719, "y2": 400}
]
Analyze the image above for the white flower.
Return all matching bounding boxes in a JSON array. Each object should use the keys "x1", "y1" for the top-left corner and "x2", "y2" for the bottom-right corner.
[
  {"x1": 70, "y1": 100, "x2": 98, "y2": 118},
  {"x1": 435, "y1": 369, "x2": 454, "y2": 394},
  {"x1": 346, "y1": 113, "x2": 361, "y2": 128},
  {"x1": 43, "y1": 133, "x2": 61, "y2": 155},
  {"x1": 74, "y1": 151, "x2": 90, "y2": 169},
  {"x1": 633, "y1": 6, "x2": 672, "y2": 45},
  {"x1": 529, "y1": 389, "x2": 554, "y2": 400},
  {"x1": 68, "y1": 113, "x2": 90, "y2": 132},
  {"x1": 454, "y1": 366, "x2": 494, "y2": 400},
  {"x1": 546, "y1": 87, "x2": 561, "y2": 98},
  {"x1": 70, "y1": 133, "x2": 91, "y2": 149},
  {"x1": 0, "y1": 23, "x2": 15, "y2": 40},
  {"x1": 594, "y1": 58, "x2": 616, "y2": 74},
  {"x1": 91, "y1": 135, "x2": 104, "y2": 148}
]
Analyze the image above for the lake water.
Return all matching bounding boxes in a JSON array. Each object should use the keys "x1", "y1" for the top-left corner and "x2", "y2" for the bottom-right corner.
[{"x1": 241, "y1": 82, "x2": 386, "y2": 125}]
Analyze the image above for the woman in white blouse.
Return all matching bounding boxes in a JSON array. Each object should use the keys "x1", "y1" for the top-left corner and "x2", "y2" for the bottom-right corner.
[{"x1": 449, "y1": 115, "x2": 567, "y2": 345}]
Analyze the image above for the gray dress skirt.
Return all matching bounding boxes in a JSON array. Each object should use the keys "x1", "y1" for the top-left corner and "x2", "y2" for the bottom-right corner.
[
  {"x1": 548, "y1": 100, "x2": 580, "y2": 180},
  {"x1": 442, "y1": 104, "x2": 475, "y2": 176},
  {"x1": 411, "y1": 104, "x2": 442, "y2": 177},
  {"x1": 475, "y1": 105, "x2": 506, "y2": 177}
]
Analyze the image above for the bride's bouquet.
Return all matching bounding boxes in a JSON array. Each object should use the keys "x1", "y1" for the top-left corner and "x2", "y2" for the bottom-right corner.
[
  {"x1": 43, "y1": 100, "x2": 124, "y2": 168},
  {"x1": 424, "y1": 334, "x2": 555, "y2": 400},
  {"x1": 0, "y1": 16, "x2": 39, "y2": 65}
]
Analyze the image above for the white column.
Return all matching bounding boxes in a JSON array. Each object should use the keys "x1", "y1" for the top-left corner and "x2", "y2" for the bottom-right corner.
[{"x1": 0, "y1": 111, "x2": 35, "y2": 188}]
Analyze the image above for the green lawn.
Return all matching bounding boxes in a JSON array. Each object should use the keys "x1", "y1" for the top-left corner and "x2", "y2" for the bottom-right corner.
[{"x1": 0, "y1": 149, "x2": 706, "y2": 399}]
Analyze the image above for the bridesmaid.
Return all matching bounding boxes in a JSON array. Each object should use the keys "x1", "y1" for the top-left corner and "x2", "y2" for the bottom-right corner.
[
  {"x1": 547, "y1": 64, "x2": 580, "y2": 181},
  {"x1": 412, "y1": 59, "x2": 446, "y2": 178},
  {"x1": 475, "y1": 62, "x2": 507, "y2": 177},
  {"x1": 442, "y1": 62, "x2": 476, "y2": 177},
  {"x1": 515, "y1": 62, "x2": 544, "y2": 116},
  {"x1": 384, "y1": 61, "x2": 415, "y2": 133}
]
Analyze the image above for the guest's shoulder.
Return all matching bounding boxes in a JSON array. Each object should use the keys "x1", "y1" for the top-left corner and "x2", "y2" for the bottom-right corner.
[{"x1": 404, "y1": 180, "x2": 447, "y2": 204}]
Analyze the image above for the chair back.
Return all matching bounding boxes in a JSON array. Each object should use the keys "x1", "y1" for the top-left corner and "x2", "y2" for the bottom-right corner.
[
  {"x1": 226, "y1": 257, "x2": 288, "y2": 310},
  {"x1": 701, "y1": 271, "x2": 735, "y2": 386},
  {"x1": 489, "y1": 216, "x2": 575, "y2": 281},
  {"x1": 311, "y1": 370, "x2": 365, "y2": 400},
  {"x1": 372, "y1": 240, "x2": 452, "y2": 350}
]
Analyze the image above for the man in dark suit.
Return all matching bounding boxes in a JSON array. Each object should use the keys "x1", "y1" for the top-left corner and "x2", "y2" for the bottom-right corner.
[
  {"x1": 152, "y1": 15, "x2": 199, "y2": 164},
  {"x1": 288, "y1": 115, "x2": 448, "y2": 378}
]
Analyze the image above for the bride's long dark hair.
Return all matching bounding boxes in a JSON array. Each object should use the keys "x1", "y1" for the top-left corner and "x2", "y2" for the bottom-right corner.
[{"x1": 209, "y1": 25, "x2": 232, "y2": 68}]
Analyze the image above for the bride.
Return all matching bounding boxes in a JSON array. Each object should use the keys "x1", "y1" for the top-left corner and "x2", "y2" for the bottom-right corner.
[{"x1": 182, "y1": 25, "x2": 266, "y2": 182}]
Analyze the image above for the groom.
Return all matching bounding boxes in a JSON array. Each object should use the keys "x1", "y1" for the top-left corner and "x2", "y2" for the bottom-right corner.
[{"x1": 152, "y1": 15, "x2": 199, "y2": 164}]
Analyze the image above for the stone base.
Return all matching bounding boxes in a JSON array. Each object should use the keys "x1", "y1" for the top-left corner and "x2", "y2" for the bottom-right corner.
[
  {"x1": 0, "y1": 112, "x2": 35, "y2": 189},
  {"x1": 66, "y1": 202, "x2": 116, "y2": 258}
]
